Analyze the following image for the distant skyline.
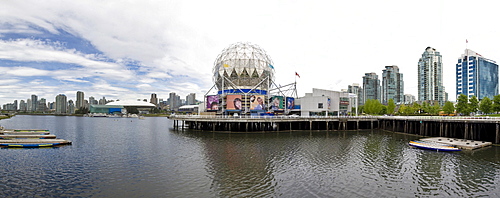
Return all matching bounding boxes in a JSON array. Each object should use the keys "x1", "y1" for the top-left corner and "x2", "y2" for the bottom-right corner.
[{"x1": 1, "y1": 0, "x2": 499, "y2": 105}]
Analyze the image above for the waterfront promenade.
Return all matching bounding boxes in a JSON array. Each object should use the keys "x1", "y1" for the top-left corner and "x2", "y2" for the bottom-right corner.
[{"x1": 170, "y1": 115, "x2": 500, "y2": 144}]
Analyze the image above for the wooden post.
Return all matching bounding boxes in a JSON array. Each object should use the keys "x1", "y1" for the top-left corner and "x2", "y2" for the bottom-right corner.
[
  {"x1": 464, "y1": 123, "x2": 468, "y2": 140},
  {"x1": 496, "y1": 123, "x2": 499, "y2": 144}
]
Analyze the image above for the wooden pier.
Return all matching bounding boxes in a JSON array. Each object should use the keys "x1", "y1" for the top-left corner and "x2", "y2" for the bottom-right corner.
[{"x1": 170, "y1": 115, "x2": 500, "y2": 144}]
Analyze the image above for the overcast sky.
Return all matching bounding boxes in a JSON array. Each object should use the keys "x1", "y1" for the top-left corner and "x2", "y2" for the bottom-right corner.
[{"x1": 1, "y1": 0, "x2": 499, "y2": 105}]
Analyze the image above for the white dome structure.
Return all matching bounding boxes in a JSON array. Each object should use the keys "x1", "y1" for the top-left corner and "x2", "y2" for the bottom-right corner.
[{"x1": 213, "y1": 42, "x2": 275, "y2": 92}]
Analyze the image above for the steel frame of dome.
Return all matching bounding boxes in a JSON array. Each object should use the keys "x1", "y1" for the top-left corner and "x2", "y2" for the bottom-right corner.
[
  {"x1": 212, "y1": 42, "x2": 275, "y2": 92},
  {"x1": 205, "y1": 42, "x2": 297, "y2": 114}
]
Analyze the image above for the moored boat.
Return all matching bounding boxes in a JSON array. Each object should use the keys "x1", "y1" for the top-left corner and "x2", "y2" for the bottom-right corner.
[{"x1": 409, "y1": 140, "x2": 461, "y2": 152}]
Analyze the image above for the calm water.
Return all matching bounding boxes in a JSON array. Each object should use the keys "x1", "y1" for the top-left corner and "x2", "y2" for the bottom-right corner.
[{"x1": 1, "y1": 115, "x2": 499, "y2": 197}]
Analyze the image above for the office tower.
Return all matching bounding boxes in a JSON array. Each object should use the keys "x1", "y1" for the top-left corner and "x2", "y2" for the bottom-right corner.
[
  {"x1": 382, "y1": 65, "x2": 404, "y2": 104},
  {"x1": 418, "y1": 47, "x2": 446, "y2": 106},
  {"x1": 150, "y1": 93, "x2": 158, "y2": 105},
  {"x1": 76, "y1": 91, "x2": 84, "y2": 109},
  {"x1": 186, "y1": 93, "x2": 196, "y2": 105},
  {"x1": 31, "y1": 94, "x2": 38, "y2": 112},
  {"x1": 456, "y1": 49, "x2": 499, "y2": 100},
  {"x1": 362, "y1": 72, "x2": 380, "y2": 103},
  {"x1": 56, "y1": 94, "x2": 67, "y2": 114},
  {"x1": 348, "y1": 83, "x2": 364, "y2": 106},
  {"x1": 13, "y1": 100, "x2": 17, "y2": 111}
]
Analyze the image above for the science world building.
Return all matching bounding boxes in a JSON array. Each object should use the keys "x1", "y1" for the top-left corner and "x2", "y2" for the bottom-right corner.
[{"x1": 205, "y1": 42, "x2": 296, "y2": 115}]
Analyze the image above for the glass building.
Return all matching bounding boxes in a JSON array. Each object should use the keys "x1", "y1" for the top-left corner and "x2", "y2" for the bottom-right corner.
[
  {"x1": 382, "y1": 65, "x2": 404, "y2": 104},
  {"x1": 418, "y1": 47, "x2": 446, "y2": 106},
  {"x1": 362, "y1": 72, "x2": 380, "y2": 103},
  {"x1": 456, "y1": 49, "x2": 498, "y2": 100}
]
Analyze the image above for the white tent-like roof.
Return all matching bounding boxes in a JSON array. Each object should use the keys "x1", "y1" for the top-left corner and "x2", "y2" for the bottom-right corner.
[{"x1": 106, "y1": 100, "x2": 155, "y2": 107}]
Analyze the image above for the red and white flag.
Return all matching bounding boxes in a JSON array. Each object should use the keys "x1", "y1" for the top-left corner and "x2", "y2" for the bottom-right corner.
[{"x1": 295, "y1": 72, "x2": 300, "y2": 78}]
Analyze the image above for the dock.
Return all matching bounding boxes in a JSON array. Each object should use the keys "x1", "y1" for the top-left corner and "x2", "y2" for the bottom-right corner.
[
  {"x1": 420, "y1": 137, "x2": 492, "y2": 150},
  {"x1": 0, "y1": 128, "x2": 72, "y2": 147}
]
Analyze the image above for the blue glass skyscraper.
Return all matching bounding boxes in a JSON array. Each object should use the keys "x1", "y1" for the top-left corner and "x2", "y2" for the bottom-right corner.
[{"x1": 456, "y1": 49, "x2": 498, "y2": 100}]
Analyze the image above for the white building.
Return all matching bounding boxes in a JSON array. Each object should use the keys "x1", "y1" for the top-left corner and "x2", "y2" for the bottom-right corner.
[{"x1": 298, "y1": 88, "x2": 354, "y2": 116}]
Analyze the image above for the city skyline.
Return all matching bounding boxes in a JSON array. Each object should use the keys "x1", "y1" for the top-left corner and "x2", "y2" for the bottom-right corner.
[{"x1": 1, "y1": 1, "x2": 499, "y2": 105}]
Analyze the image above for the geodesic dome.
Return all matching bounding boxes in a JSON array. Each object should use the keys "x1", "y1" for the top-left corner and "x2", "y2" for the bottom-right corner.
[{"x1": 213, "y1": 42, "x2": 275, "y2": 91}]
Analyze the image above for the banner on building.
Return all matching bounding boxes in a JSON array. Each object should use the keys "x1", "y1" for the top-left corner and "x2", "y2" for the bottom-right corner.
[
  {"x1": 270, "y1": 96, "x2": 284, "y2": 111},
  {"x1": 227, "y1": 95, "x2": 242, "y2": 110},
  {"x1": 206, "y1": 95, "x2": 219, "y2": 111},
  {"x1": 250, "y1": 95, "x2": 265, "y2": 110}
]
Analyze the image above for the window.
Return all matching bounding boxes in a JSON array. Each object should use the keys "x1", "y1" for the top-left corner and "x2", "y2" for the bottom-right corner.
[{"x1": 318, "y1": 103, "x2": 323, "y2": 108}]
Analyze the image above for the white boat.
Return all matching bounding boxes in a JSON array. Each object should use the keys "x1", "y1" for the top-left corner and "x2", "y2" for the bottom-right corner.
[{"x1": 409, "y1": 140, "x2": 461, "y2": 152}]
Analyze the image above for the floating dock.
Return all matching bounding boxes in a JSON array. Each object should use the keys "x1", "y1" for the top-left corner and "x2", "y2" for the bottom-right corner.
[
  {"x1": 0, "y1": 128, "x2": 72, "y2": 148},
  {"x1": 420, "y1": 137, "x2": 492, "y2": 150}
]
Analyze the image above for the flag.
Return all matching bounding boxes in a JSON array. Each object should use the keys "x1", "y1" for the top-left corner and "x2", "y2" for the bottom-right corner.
[
  {"x1": 268, "y1": 64, "x2": 274, "y2": 69},
  {"x1": 295, "y1": 72, "x2": 300, "y2": 78},
  {"x1": 466, "y1": 39, "x2": 468, "y2": 43},
  {"x1": 223, "y1": 64, "x2": 230, "y2": 68}
]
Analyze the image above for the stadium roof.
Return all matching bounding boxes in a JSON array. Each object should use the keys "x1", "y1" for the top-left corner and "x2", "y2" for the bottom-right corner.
[{"x1": 106, "y1": 100, "x2": 155, "y2": 107}]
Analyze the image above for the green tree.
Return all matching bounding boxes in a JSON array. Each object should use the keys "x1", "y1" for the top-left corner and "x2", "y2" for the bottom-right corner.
[
  {"x1": 387, "y1": 99, "x2": 396, "y2": 115},
  {"x1": 469, "y1": 96, "x2": 479, "y2": 114},
  {"x1": 421, "y1": 101, "x2": 430, "y2": 114},
  {"x1": 398, "y1": 104, "x2": 407, "y2": 115},
  {"x1": 364, "y1": 99, "x2": 382, "y2": 115},
  {"x1": 493, "y1": 95, "x2": 500, "y2": 113},
  {"x1": 479, "y1": 97, "x2": 492, "y2": 114},
  {"x1": 412, "y1": 102, "x2": 421, "y2": 114},
  {"x1": 379, "y1": 105, "x2": 387, "y2": 115},
  {"x1": 442, "y1": 101, "x2": 455, "y2": 114},
  {"x1": 456, "y1": 94, "x2": 470, "y2": 115}
]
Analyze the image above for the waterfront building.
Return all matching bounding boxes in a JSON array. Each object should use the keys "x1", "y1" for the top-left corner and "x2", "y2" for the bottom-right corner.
[
  {"x1": 19, "y1": 100, "x2": 26, "y2": 112},
  {"x1": 382, "y1": 65, "x2": 404, "y2": 104},
  {"x1": 456, "y1": 49, "x2": 499, "y2": 100},
  {"x1": 168, "y1": 92, "x2": 181, "y2": 111},
  {"x1": 38, "y1": 98, "x2": 47, "y2": 112},
  {"x1": 68, "y1": 100, "x2": 75, "y2": 114},
  {"x1": 27, "y1": 99, "x2": 32, "y2": 111},
  {"x1": 362, "y1": 72, "x2": 380, "y2": 103},
  {"x1": 348, "y1": 83, "x2": 364, "y2": 106},
  {"x1": 418, "y1": 47, "x2": 446, "y2": 106},
  {"x1": 98, "y1": 97, "x2": 106, "y2": 105},
  {"x1": 294, "y1": 88, "x2": 353, "y2": 116},
  {"x1": 76, "y1": 91, "x2": 84, "y2": 110},
  {"x1": 186, "y1": 93, "x2": 196, "y2": 105},
  {"x1": 55, "y1": 94, "x2": 67, "y2": 114},
  {"x1": 31, "y1": 94, "x2": 38, "y2": 112},
  {"x1": 150, "y1": 93, "x2": 158, "y2": 106}
]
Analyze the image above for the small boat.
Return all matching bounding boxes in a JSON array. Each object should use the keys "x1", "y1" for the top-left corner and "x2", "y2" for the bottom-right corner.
[
  {"x1": 0, "y1": 143, "x2": 64, "y2": 148},
  {"x1": 409, "y1": 140, "x2": 461, "y2": 152}
]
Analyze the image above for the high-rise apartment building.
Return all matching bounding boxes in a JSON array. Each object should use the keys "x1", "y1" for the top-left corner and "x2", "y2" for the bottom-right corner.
[
  {"x1": 31, "y1": 94, "x2": 38, "y2": 112},
  {"x1": 168, "y1": 92, "x2": 181, "y2": 110},
  {"x1": 150, "y1": 93, "x2": 158, "y2": 105},
  {"x1": 418, "y1": 47, "x2": 446, "y2": 106},
  {"x1": 55, "y1": 94, "x2": 67, "y2": 114},
  {"x1": 456, "y1": 49, "x2": 499, "y2": 100},
  {"x1": 19, "y1": 100, "x2": 26, "y2": 111},
  {"x1": 186, "y1": 93, "x2": 196, "y2": 105},
  {"x1": 348, "y1": 83, "x2": 364, "y2": 106},
  {"x1": 76, "y1": 91, "x2": 84, "y2": 110},
  {"x1": 404, "y1": 94, "x2": 416, "y2": 104},
  {"x1": 381, "y1": 65, "x2": 404, "y2": 104},
  {"x1": 362, "y1": 72, "x2": 380, "y2": 103}
]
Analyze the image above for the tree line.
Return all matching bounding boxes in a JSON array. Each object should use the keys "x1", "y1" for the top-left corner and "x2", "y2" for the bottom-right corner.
[{"x1": 358, "y1": 94, "x2": 500, "y2": 116}]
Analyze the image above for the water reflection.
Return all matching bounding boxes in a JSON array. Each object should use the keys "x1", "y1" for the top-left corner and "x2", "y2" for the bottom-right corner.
[{"x1": 0, "y1": 116, "x2": 499, "y2": 197}]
